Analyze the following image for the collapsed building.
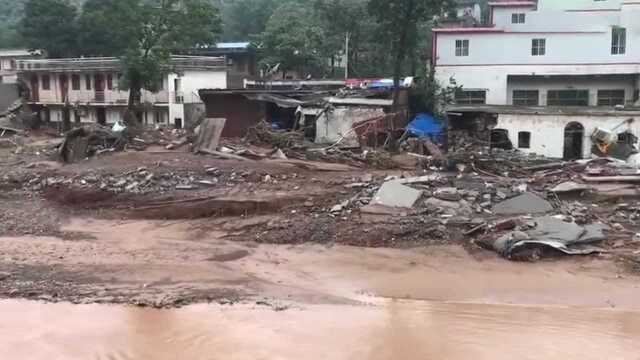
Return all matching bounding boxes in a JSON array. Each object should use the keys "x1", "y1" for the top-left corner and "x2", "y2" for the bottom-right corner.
[
  {"x1": 199, "y1": 83, "x2": 410, "y2": 148},
  {"x1": 446, "y1": 105, "x2": 640, "y2": 161}
]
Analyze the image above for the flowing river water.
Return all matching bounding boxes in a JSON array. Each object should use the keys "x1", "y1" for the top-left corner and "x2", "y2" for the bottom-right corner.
[
  {"x1": 2, "y1": 219, "x2": 640, "y2": 359},
  {"x1": 1, "y1": 299, "x2": 639, "y2": 360}
]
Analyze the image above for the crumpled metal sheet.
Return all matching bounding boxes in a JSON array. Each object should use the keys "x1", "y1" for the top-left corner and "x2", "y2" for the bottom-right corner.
[{"x1": 491, "y1": 216, "x2": 608, "y2": 259}]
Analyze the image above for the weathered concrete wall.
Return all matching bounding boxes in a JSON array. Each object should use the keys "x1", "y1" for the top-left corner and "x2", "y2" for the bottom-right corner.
[
  {"x1": 184, "y1": 103, "x2": 205, "y2": 129},
  {"x1": 315, "y1": 107, "x2": 386, "y2": 147},
  {"x1": 496, "y1": 113, "x2": 640, "y2": 159},
  {"x1": 0, "y1": 83, "x2": 18, "y2": 112}
]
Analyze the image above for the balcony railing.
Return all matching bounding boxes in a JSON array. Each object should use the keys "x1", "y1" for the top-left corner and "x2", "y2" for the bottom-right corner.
[
  {"x1": 17, "y1": 56, "x2": 226, "y2": 72},
  {"x1": 27, "y1": 89, "x2": 169, "y2": 104}
]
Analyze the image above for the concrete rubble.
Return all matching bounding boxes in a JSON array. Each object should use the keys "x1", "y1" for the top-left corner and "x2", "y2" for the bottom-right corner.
[{"x1": 493, "y1": 192, "x2": 553, "y2": 215}]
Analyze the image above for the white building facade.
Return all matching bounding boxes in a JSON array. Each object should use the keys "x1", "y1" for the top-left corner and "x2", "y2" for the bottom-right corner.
[
  {"x1": 0, "y1": 49, "x2": 42, "y2": 84},
  {"x1": 17, "y1": 56, "x2": 228, "y2": 129},
  {"x1": 433, "y1": 0, "x2": 640, "y2": 107}
]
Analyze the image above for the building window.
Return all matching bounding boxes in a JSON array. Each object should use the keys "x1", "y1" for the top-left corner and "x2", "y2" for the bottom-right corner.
[
  {"x1": 455, "y1": 39, "x2": 469, "y2": 57},
  {"x1": 547, "y1": 90, "x2": 589, "y2": 106},
  {"x1": 455, "y1": 90, "x2": 486, "y2": 104},
  {"x1": 612, "y1": 27, "x2": 626, "y2": 55},
  {"x1": 512, "y1": 90, "x2": 539, "y2": 106},
  {"x1": 518, "y1": 132, "x2": 531, "y2": 149},
  {"x1": 41, "y1": 74, "x2": 50, "y2": 90},
  {"x1": 85, "y1": 74, "x2": 92, "y2": 90},
  {"x1": 597, "y1": 89, "x2": 625, "y2": 106},
  {"x1": 532, "y1": 38, "x2": 546, "y2": 56},
  {"x1": 107, "y1": 74, "x2": 113, "y2": 90},
  {"x1": 71, "y1": 74, "x2": 80, "y2": 90},
  {"x1": 512, "y1": 13, "x2": 525, "y2": 24}
]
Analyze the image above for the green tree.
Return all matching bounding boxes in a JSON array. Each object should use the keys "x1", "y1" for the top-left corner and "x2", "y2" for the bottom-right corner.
[
  {"x1": 221, "y1": 0, "x2": 278, "y2": 41},
  {"x1": 77, "y1": 0, "x2": 221, "y2": 122},
  {"x1": 259, "y1": 1, "x2": 327, "y2": 78},
  {"x1": 367, "y1": 0, "x2": 453, "y2": 104},
  {"x1": 77, "y1": 0, "x2": 139, "y2": 56},
  {"x1": 312, "y1": 0, "x2": 371, "y2": 77},
  {"x1": 18, "y1": 0, "x2": 80, "y2": 58}
]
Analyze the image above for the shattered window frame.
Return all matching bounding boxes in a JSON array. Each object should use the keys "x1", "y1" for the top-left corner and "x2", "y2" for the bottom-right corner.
[
  {"x1": 455, "y1": 90, "x2": 486, "y2": 104},
  {"x1": 597, "y1": 89, "x2": 625, "y2": 106},
  {"x1": 612, "y1": 27, "x2": 626, "y2": 55},
  {"x1": 455, "y1": 39, "x2": 469, "y2": 57},
  {"x1": 547, "y1": 89, "x2": 589, "y2": 106},
  {"x1": 531, "y1": 38, "x2": 546, "y2": 56},
  {"x1": 512, "y1": 90, "x2": 539, "y2": 106}
]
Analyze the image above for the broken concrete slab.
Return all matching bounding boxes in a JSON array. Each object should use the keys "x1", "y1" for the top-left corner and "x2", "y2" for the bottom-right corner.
[
  {"x1": 398, "y1": 175, "x2": 440, "y2": 185},
  {"x1": 371, "y1": 180, "x2": 423, "y2": 208},
  {"x1": 434, "y1": 187, "x2": 461, "y2": 201},
  {"x1": 493, "y1": 192, "x2": 553, "y2": 215},
  {"x1": 193, "y1": 118, "x2": 226, "y2": 154},
  {"x1": 551, "y1": 181, "x2": 590, "y2": 194}
]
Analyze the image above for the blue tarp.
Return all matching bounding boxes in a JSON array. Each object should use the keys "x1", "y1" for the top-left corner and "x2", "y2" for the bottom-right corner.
[{"x1": 407, "y1": 113, "x2": 444, "y2": 140}]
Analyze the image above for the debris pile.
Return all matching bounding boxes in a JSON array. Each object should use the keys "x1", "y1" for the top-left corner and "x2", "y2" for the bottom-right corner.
[
  {"x1": 19, "y1": 167, "x2": 235, "y2": 195},
  {"x1": 59, "y1": 125, "x2": 128, "y2": 163},
  {"x1": 245, "y1": 121, "x2": 305, "y2": 150}
]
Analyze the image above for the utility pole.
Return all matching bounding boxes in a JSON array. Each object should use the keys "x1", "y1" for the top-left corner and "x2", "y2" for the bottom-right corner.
[{"x1": 344, "y1": 32, "x2": 350, "y2": 79}]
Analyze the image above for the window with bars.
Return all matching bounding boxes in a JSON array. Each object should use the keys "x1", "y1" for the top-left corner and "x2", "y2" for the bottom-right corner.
[
  {"x1": 547, "y1": 90, "x2": 589, "y2": 106},
  {"x1": 532, "y1": 38, "x2": 546, "y2": 56},
  {"x1": 512, "y1": 13, "x2": 525, "y2": 24},
  {"x1": 612, "y1": 27, "x2": 626, "y2": 55},
  {"x1": 455, "y1": 39, "x2": 469, "y2": 57},
  {"x1": 455, "y1": 90, "x2": 486, "y2": 104},
  {"x1": 597, "y1": 89, "x2": 625, "y2": 106},
  {"x1": 512, "y1": 90, "x2": 539, "y2": 106}
]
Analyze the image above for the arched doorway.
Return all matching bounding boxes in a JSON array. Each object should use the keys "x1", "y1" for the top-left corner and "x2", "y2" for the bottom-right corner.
[{"x1": 564, "y1": 122, "x2": 584, "y2": 160}]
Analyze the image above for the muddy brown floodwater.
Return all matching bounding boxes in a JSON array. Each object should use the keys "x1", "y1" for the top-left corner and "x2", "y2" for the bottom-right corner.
[
  {"x1": 2, "y1": 218, "x2": 640, "y2": 359},
  {"x1": 1, "y1": 299, "x2": 640, "y2": 360}
]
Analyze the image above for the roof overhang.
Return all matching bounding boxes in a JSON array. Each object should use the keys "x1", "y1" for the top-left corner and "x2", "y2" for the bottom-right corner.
[
  {"x1": 433, "y1": 27, "x2": 504, "y2": 33},
  {"x1": 487, "y1": 1, "x2": 537, "y2": 7}
]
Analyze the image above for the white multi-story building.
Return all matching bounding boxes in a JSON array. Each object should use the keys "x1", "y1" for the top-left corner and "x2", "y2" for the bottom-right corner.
[
  {"x1": 0, "y1": 49, "x2": 42, "y2": 84},
  {"x1": 17, "y1": 56, "x2": 228, "y2": 129},
  {"x1": 433, "y1": 0, "x2": 640, "y2": 107}
]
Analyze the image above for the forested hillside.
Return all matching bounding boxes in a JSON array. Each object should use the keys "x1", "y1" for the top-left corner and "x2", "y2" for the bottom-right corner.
[{"x1": 0, "y1": 0, "x2": 84, "y2": 48}]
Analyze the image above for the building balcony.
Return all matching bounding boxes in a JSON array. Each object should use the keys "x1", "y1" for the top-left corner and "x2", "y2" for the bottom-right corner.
[
  {"x1": 27, "y1": 89, "x2": 170, "y2": 105},
  {"x1": 16, "y1": 56, "x2": 226, "y2": 73},
  {"x1": 17, "y1": 57, "x2": 120, "y2": 72}
]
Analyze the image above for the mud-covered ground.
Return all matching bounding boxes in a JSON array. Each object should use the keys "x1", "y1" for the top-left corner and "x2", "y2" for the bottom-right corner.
[{"x1": 1, "y1": 137, "x2": 639, "y2": 307}]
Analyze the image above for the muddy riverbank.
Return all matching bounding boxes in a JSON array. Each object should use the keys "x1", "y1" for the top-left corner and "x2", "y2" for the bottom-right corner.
[{"x1": 1, "y1": 218, "x2": 639, "y2": 309}]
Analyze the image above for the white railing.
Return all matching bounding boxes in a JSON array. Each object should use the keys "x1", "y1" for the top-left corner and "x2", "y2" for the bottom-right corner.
[
  {"x1": 17, "y1": 56, "x2": 226, "y2": 72},
  {"x1": 29, "y1": 89, "x2": 169, "y2": 104}
]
